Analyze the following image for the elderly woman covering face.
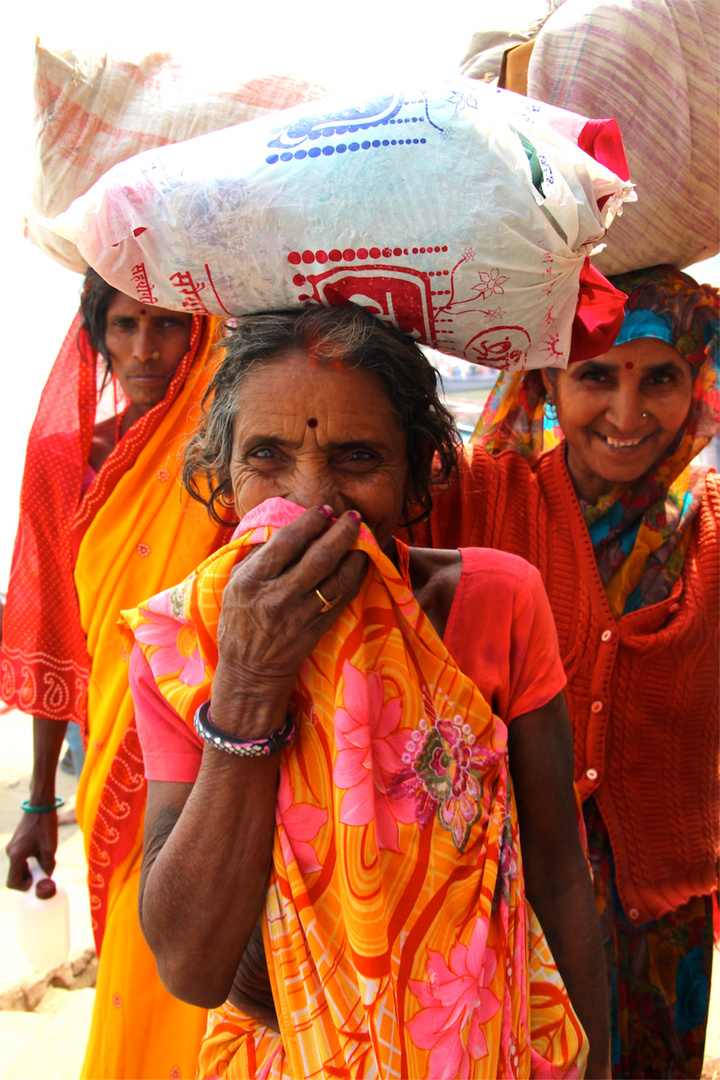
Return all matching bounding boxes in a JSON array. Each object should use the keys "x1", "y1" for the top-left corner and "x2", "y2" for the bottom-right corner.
[{"x1": 123, "y1": 305, "x2": 611, "y2": 1079}]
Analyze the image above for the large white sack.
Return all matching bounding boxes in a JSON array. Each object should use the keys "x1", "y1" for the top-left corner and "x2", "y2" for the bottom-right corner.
[
  {"x1": 46, "y1": 78, "x2": 634, "y2": 369},
  {"x1": 26, "y1": 43, "x2": 326, "y2": 273},
  {"x1": 526, "y1": 0, "x2": 719, "y2": 275}
]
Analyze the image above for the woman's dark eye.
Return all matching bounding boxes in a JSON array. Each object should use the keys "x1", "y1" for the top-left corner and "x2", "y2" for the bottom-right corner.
[
  {"x1": 340, "y1": 450, "x2": 376, "y2": 464},
  {"x1": 648, "y1": 371, "x2": 674, "y2": 385},
  {"x1": 580, "y1": 370, "x2": 610, "y2": 383},
  {"x1": 111, "y1": 318, "x2": 136, "y2": 331}
]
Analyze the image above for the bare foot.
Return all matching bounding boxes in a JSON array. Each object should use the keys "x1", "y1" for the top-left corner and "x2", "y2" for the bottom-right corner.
[{"x1": 57, "y1": 806, "x2": 77, "y2": 826}]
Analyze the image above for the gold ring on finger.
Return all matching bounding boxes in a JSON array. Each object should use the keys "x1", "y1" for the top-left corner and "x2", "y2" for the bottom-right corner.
[{"x1": 315, "y1": 587, "x2": 340, "y2": 613}]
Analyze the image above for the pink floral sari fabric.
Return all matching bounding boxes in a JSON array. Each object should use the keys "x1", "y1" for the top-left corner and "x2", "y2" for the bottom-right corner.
[{"x1": 121, "y1": 498, "x2": 587, "y2": 1079}]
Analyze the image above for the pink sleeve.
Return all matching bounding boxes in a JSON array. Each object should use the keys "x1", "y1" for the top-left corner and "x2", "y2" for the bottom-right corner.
[
  {"x1": 444, "y1": 549, "x2": 566, "y2": 723},
  {"x1": 130, "y1": 643, "x2": 204, "y2": 782},
  {"x1": 505, "y1": 560, "x2": 567, "y2": 721}
]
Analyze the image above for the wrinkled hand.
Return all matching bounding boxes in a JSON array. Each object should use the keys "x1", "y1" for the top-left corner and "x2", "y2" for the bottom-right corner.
[
  {"x1": 6, "y1": 812, "x2": 58, "y2": 891},
  {"x1": 211, "y1": 506, "x2": 367, "y2": 737}
]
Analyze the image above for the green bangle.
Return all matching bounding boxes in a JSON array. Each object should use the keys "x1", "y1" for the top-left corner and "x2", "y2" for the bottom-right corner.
[{"x1": 21, "y1": 797, "x2": 65, "y2": 813}]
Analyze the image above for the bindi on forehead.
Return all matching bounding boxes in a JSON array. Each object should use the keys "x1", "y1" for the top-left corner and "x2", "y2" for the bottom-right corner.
[
  {"x1": 307, "y1": 417, "x2": 318, "y2": 428},
  {"x1": 625, "y1": 361, "x2": 634, "y2": 369}
]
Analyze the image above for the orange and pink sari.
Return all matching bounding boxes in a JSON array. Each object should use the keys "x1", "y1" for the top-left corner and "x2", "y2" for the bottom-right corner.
[{"x1": 123, "y1": 498, "x2": 587, "y2": 1079}]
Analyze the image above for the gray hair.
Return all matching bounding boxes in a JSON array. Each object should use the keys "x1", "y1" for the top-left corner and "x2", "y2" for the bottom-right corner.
[{"x1": 182, "y1": 305, "x2": 460, "y2": 527}]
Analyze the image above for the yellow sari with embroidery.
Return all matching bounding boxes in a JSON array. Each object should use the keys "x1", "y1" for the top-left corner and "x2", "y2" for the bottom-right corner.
[
  {"x1": 123, "y1": 498, "x2": 588, "y2": 1079},
  {"x1": 74, "y1": 316, "x2": 228, "y2": 1080}
]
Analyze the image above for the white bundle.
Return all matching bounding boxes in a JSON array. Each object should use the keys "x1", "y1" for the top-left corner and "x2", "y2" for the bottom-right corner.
[
  {"x1": 27, "y1": 43, "x2": 326, "y2": 272},
  {"x1": 46, "y1": 78, "x2": 635, "y2": 368}
]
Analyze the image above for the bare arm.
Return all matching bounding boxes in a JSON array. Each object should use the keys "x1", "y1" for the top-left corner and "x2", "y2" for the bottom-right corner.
[
  {"x1": 508, "y1": 692, "x2": 611, "y2": 1080},
  {"x1": 138, "y1": 506, "x2": 366, "y2": 1008},
  {"x1": 140, "y1": 755, "x2": 280, "y2": 1008},
  {"x1": 6, "y1": 716, "x2": 68, "y2": 889}
]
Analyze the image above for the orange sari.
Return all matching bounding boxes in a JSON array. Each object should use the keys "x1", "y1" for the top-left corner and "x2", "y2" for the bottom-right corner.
[
  {"x1": 74, "y1": 316, "x2": 230, "y2": 1079},
  {"x1": 123, "y1": 498, "x2": 588, "y2": 1079}
]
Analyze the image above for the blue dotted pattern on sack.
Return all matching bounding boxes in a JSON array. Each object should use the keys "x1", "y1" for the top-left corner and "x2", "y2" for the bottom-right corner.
[{"x1": 265, "y1": 105, "x2": 431, "y2": 166}]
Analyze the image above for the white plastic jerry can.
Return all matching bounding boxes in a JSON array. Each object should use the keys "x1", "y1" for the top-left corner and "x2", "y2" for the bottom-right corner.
[{"x1": 14, "y1": 856, "x2": 71, "y2": 970}]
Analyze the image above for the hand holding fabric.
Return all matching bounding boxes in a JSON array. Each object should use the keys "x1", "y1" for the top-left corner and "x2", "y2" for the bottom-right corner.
[{"x1": 211, "y1": 505, "x2": 366, "y2": 737}]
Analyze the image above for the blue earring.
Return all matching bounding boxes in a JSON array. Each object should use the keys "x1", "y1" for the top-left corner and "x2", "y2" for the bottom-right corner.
[{"x1": 544, "y1": 399, "x2": 558, "y2": 422}]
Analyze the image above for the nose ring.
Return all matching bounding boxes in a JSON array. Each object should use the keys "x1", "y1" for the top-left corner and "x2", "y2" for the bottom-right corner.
[
  {"x1": 315, "y1": 587, "x2": 340, "y2": 613},
  {"x1": 150, "y1": 350, "x2": 161, "y2": 361},
  {"x1": 641, "y1": 411, "x2": 648, "y2": 419}
]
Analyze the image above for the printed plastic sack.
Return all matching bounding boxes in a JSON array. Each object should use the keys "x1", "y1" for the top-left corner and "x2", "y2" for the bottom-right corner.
[
  {"x1": 526, "y1": 0, "x2": 719, "y2": 275},
  {"x1": 26, "y1": 43, "x2": 326, "y2": 273},
  {"x1": 46, "y1": 78, "x2": 635, "y2": 369}
]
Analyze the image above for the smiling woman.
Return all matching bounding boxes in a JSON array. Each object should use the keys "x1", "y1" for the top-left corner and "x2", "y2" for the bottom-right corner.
[
  {"x1": 541, "y1": 338, "x2": 694, "y2": 503},
  {"x1": 415, "y1": 264, "x2": 720, "y2": 1078}
]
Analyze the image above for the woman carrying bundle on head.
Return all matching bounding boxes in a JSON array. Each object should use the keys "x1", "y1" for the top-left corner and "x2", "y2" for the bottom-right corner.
[
  {"x1": 126, "y1": 303, "x2": 612, "y2": 1079},
  {"x1": 2, "y1": 270, "x2": 229, "y2": 1079},
  {"x1": 415, "y1": 265, "x2": 719, "y2": 1079}
]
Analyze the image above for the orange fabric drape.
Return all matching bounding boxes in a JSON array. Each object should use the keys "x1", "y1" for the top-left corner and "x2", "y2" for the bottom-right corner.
[
  {"x1": 123, "y1": 497, "x2": 588, "y2": 1079},
  {"x1": 72, "y1": 316, "x2": 230, "y2": 1079}
]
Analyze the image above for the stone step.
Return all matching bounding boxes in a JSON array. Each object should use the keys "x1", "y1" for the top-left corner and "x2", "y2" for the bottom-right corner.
[
  {"x1": 0, "y1": 987, "x2": 95, "y2": 1080},
  {"x1": 0, "y1": 947, "x2": 97, "y2": 1012}
]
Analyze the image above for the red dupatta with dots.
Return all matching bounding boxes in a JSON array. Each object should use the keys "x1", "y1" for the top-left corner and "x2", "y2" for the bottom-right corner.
[{"x1": 0, "y1": 311, "x2": 220, "y2": 729}]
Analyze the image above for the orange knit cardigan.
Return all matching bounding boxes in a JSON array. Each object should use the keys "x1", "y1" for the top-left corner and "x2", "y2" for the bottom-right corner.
[{"x1": 409, "y1": 443, "x2": 719, "y2": 925}]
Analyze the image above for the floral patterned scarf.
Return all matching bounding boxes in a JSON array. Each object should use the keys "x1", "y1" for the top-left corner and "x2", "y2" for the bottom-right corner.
[
  {"x1": 121, "y1": 497, "x2": 587, "y2": 1079},
  {"x1": 473, "y1": 265, "x2": 719, "y2": 618}
]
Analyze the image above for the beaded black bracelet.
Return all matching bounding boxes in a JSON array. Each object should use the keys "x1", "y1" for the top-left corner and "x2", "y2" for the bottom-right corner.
[{"x1": 193, "y1": 700, "x2": 296, "y2": 757}]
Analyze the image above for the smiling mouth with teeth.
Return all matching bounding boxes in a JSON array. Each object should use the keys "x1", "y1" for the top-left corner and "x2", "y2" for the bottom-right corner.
[{"x1": 598, "y1": 433, "x2": 647, "y2": 448}]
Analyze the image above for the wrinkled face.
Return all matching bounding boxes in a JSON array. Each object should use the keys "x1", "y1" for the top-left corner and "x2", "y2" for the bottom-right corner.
[
  {"x1": 229, "y1": 349, "x2": 411, "y2": 555},
  {"x1": 543, "y1": 338, "x2": 693, "y2": 502},
  {"x1": 105, "y1": 293, "x2": 193, "y2": 414}
]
